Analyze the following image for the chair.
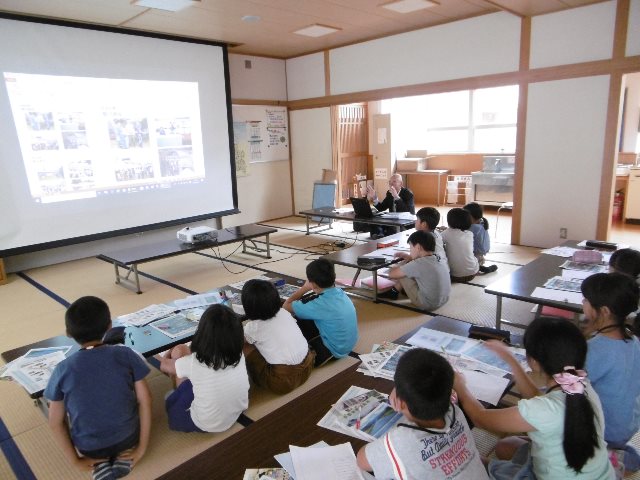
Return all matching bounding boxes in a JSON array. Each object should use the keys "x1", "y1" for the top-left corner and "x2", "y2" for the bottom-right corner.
[{"x1": 494, "y1": 201, "x2": 513, "y2": 238}]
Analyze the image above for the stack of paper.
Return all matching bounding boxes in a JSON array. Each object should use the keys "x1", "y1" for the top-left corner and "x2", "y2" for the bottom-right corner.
[
  {"x1": 117, "y1": 304, "x2": 177, "y2": 326},
  {"x1": 272, "y1": 441, "x2": 373, "y2": 480},
  {"x1": 317, "y1": 386, "x2": 403, "y2": 442},
  {"x1": 358, "y1": 344, "x2": 413, "y2": 380},
  {"x1": 357, "y1": 341, "x2": 399, "y2": 377},
  {"x1": 1, "y1": 347, "x2": 71, "y2": 394}
]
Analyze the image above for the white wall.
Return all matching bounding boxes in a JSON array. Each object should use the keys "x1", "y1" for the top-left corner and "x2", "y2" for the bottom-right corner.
[
  {"x1": 228, "y1": 54, "x2": 287, "y2": 100},
  {"x1": 289, "y1": 108, "x2": 332, "y2": 212},
  {"x1": 530, "y1": 1, "x2": 616, "y2": 69},
  {"x1": 628, "y1": 0, "x2": 640, "y2": 56},
  {"x1": 224, "y1": 160, "x2": 293, "y2": 227},
  {"x1": 520, "y1": 76, "x2": 610, "y2": 247},
  {"x1": 622, "y1": 73, "x2": 640, "y2": 153},
  {"x1": 225, "y1": 54, "x2": 293, "y2": 228},
  {"x1": 329, "y1": 12, "x2": 520, "y2": 95},
  {"x1": 286, "y1": 53, "x2": 326, "y2": 101}
]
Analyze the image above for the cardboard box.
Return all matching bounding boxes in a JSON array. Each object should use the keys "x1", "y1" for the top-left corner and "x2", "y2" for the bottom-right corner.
[{"x1": 396, "y1": 158, "x2": 426, "y2": 171}]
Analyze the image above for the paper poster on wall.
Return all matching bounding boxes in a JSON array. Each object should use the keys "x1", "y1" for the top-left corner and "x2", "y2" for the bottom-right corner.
[
  {"x1": 232, "y1": 121, "x2": 250, "y2": 177},
  {"x1": 374, "y1": 168, "x2": 387, "y2": 179},
  {"x1": 232, "y1": 105, "x2": 289, "y2": 166},
  {"x1": 377, "y1": 127, "x2": 387, "y2": 144}
]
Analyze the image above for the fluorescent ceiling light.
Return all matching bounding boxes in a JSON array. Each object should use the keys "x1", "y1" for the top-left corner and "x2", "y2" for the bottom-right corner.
[
  {"x1": 241, "y1": 15, "x2": 261, "y2": 23},
  {"x1": 381, "y1": 0, "x2": 438, "y2": 14},
  {"x1": 132, "y1": 0, "x2": 199, "y2": 12},
  {"x1": 293, "y1": 24, "x2": 341, "y2": 38}
]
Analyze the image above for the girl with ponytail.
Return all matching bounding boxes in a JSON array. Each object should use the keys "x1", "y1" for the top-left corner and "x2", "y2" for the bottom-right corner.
[
  {"x1": 582, "y1": 272, "x2": 640, "y2": 473},
  {"x1": 454, "y1": 317, "x2": 613, "y2": 479}
]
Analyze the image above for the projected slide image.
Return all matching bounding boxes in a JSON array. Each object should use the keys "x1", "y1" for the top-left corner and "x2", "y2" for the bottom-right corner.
[
  {"x1": 67, "y1": 159, "x2": 95, "y2": 191},
  {"x1": 159, "y1": 147, "x2": 194, "y2": 177},
  {"x1": 108, "y1": 117, "x2": 150, "y2": 150},
  {"x1": 113, "y1": 152, "x2": 155, "y2": 182},
  {"x1": 25, "y1": 111, "x2": 55, "y2": 131},
  {"x1": 4, "y1": 72, "x2": 206, "y2": 204},
  {"x1": 58, "y1": 113, "x2": 89, "y2": 149},
  {"x1": 30, "y1": 131, "x2": 59, "y2": 151}
]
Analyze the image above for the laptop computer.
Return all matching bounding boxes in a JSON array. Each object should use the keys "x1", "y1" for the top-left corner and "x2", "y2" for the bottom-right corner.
[{"x1": 350, "y1": 197, "x2": 385, "y2": 219}]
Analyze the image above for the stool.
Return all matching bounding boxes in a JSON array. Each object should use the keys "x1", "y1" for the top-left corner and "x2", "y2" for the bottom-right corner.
[{"x1": 494, "y1": 202, "x2": 513, "y2": 238}]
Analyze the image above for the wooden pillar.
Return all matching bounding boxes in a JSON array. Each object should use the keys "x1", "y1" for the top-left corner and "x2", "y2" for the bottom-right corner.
[{"x1": 0, "y1": 259, "x2": 7, "y2": 285}]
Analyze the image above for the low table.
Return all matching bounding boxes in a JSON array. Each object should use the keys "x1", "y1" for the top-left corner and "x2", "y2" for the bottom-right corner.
[
  {"x1": 484, "y1": 242, "x2": 584, "y2": 329},
  {"x1": 98, "y1": 224, "x2": 277, "y2": 293},
  {"x1": 299, "y1": 208, "x2": 415, "y2": 235},
  {"x1": 323, "y1": 230, "x2": 412, "y2": 301},
  {"x1": 158, "y1": 315, "x2": 517, "y2": 479},
  {"x1": 2, "y1": 272, "x2": 305, "y2": 400}
]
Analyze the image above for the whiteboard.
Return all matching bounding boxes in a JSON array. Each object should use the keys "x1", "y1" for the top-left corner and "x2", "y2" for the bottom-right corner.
[{"x1": 232, "y1": 105, "x2": 289, "y2": 163}]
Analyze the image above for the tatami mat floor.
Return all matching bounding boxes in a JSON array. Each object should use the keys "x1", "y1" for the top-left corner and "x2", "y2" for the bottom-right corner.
[{"x1": 1, "y1": 214, "x2": 638, "y2": 479}]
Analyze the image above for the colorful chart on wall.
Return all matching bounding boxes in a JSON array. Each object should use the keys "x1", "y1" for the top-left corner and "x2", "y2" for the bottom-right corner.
[{"x1": 232, "y1": 105, "x2": 289, "y2": 174}]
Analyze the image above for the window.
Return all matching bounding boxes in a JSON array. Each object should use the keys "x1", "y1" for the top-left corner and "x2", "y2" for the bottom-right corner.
[{"x1": 381, "y1": 85, "x2": 518, "y2": 155}]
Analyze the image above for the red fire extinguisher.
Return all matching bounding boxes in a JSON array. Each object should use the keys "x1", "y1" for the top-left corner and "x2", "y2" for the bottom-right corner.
[{"x1": 612, "y1": 191, "x2": 624, "y2": 221}]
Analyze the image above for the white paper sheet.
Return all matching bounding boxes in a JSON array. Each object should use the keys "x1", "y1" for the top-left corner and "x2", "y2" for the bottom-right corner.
[
  {"x1": 462, "y1": 370, "x2": 510, "y2": 406},
  {"x1": 275, "y1": 441, "x2": 329, "y2": 479},
  {"x1": 290, "y1": 443, "x2": 364, "y2": 480},
  {"x1": 531, "y1": 287, "x2": 583, "y2": 305},
  {"x1": 405, "y1": 328, "x2": 478, "y2": 354}
]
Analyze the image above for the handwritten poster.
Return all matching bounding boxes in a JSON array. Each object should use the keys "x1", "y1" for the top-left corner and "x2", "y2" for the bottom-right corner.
[{"x1": 232, "y1": 105, "x2": 289, "y2": 167}]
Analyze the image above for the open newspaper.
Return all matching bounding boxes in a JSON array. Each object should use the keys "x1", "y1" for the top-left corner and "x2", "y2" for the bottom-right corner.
[{"x1": 318, "y1": 386, "x2": 402, "y2": 442}]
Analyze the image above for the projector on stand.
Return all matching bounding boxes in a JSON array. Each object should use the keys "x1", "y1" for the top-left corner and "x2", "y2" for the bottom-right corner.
[{"x1": 177, "y1": 226, "x2": 217, "y2": 244}]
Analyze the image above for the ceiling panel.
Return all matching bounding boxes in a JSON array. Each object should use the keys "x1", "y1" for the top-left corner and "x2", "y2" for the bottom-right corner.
[{"x1": 0, "y1": 0, "x2": 607, "y2": 58}]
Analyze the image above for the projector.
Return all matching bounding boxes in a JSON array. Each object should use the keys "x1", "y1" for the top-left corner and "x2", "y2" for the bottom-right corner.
[{"x1": 177, "y1": 226, "x2": 217, "y2": 244}]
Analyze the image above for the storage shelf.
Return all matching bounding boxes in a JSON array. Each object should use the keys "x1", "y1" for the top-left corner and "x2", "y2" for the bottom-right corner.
[{"x1": 446, "y1": 175, "x2": 471, "y2": 205}]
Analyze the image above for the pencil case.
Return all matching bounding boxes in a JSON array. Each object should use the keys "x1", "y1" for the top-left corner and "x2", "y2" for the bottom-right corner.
[
  {"x1": 468, "y1": 325, "x2": 510, "y2": 344},
  {"x1": 572, "y1": 250, "x2": 603, "y2": 264}
]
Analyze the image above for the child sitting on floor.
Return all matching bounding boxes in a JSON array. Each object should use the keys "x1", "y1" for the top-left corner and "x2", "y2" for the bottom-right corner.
[
  {"x1": 609, "y1": 248, "x2": 640, "y2": 284},
  {"x1": 415, "y1": 207, "x2": 448, "y2": 268},
  {"x1": 283, "y1": 258, "x2": 358, "y2": 367},
  {"x1": 241, "y1": 279, "x2": 315, "y2": 394},
  {"x1": 357, "y1": 348, "x2": 488, "y2": 479},
  {"x1": 45, "y1": 296, "x2": 152, "y2": 480},
  {"x1": 463, "y1": 202, "x2": 498, "y2": 274},
  {"x1": 581, "y1": 272, "x2": 640, "y2": 473},
  {"x1": 441, "y1": 208, "x2": 479, "y2": 283},
  {"x1": 455, "y1": 317, "x2": 614, "y2": 479},
  {"x1": 383, "y1": 230, "x2": 450, "y2": 311},
  {"x1": 158, "y1": 304, "x2": 249, "y2": 433}
]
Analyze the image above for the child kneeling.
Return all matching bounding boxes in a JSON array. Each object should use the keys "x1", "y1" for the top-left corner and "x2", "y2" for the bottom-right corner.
[
  {"x1": 357, "y1": 348, "x2": 488, "y2": 479},
  {"x1": 241, "y1": 279, "x2": 315, "y2": 394},
  {"x1": 158, "y1": 304, "x2": 249, "y2": 433},
  {"x1": 45, "y1": 296, "x2": 152, "y2": 480}
]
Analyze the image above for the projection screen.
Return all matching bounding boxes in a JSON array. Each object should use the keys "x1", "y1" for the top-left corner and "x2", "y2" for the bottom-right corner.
[{"x1": 0, "y1": 14, "x2": 238, "y2": 256}]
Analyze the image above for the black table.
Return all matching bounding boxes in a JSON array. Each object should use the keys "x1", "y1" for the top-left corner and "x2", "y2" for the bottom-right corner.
[
  {"x1": 299, "y1": 207, "x2": 415, "y2": 235},
  {"x1": 2, "y1": 272, "x2": 305, "y2": 399},
  {"x1": 323, "y1": 230, "x2": 413, "y2": 301},
  {"x1": 484, "y1": 241, "x2": 584, "y2": 329},
  {"x1": 98, "y1": 224, "x2": 277, "y2": 293},
  {"x1": 158, "y1": 315, "x2": 516, "y2": 479}
]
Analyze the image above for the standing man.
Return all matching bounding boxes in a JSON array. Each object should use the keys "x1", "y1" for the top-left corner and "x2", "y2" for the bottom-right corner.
[{"x1": 366, "y1": 173, "x2": 415, "y2": 238}]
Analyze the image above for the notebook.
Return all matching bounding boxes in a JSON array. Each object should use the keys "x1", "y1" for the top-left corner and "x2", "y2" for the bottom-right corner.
[{"x1": 350, "y1": 197, "x2": 384, "y2": 219}]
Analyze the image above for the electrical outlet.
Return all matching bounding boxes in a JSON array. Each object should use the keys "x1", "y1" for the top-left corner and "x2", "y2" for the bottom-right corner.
[{"x1": 560, "y1": 228, "x2": 567, "y2": 239}]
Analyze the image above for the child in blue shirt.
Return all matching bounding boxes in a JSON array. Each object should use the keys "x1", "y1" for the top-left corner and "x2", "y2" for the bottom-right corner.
[
  {"x1": 283, "y1": 258, "x2": 358, "y2": 367},
  {"x1": 463, "y1": 202, "x2": 497, "y2": 274},
  {"x1": 581, "y1": 272, "x2": 640, "y2": 473},
  {"x1": 45, "y1": 296, "x2": 152, "y2": 480}
]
